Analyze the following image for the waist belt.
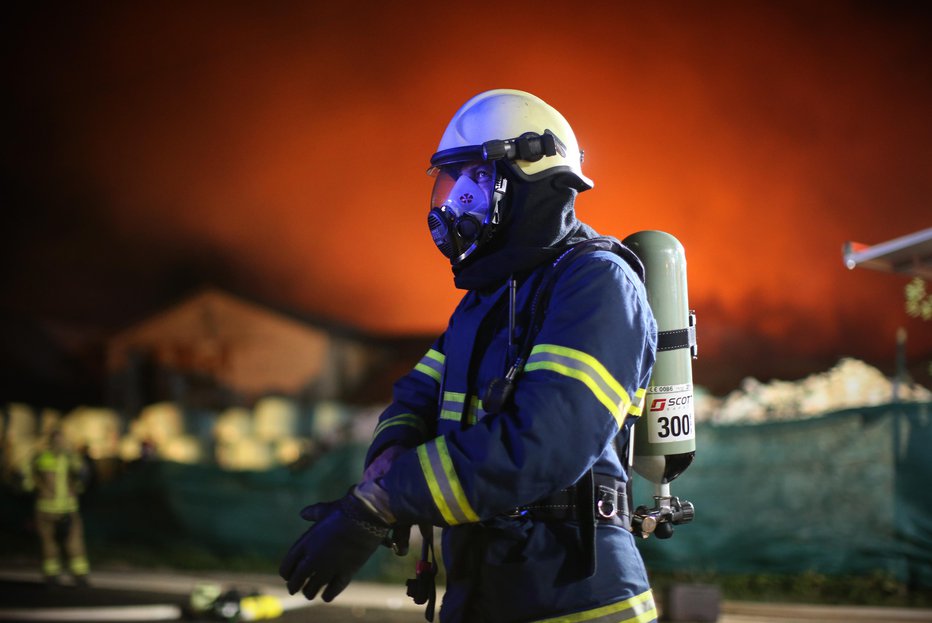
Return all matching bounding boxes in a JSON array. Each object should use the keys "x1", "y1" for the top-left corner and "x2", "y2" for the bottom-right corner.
[{"x1": 508, "y1": 473, "x2": 630, "y2": 530}]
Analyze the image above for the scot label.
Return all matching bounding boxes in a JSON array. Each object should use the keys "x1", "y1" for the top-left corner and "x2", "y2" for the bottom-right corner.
[{"x1": 645, "y1": 383, "x2": 695, "y2": 444}]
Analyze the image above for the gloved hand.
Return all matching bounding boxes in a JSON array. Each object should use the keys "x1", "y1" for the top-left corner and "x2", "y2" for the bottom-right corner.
[{"x1": 279, "y1": 491, "x2": 390, "y2": 602}]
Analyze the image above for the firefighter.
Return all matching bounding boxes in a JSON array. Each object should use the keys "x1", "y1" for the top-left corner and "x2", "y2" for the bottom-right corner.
[
  {"x1": 281, "y1": 89, "x2": 658, "y2": 623},
  {"x1": 23, "y1": 427, "x2": 90, "y2": 586}
]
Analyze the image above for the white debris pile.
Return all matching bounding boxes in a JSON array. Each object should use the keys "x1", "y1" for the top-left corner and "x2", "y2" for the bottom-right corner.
[{"x1": 696, "y1": 358, "x2": 932, "y2": 424}]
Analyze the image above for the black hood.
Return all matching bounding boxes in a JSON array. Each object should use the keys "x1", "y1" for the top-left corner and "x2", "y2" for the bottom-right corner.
[{"x1": 452, "y1": 173, "x2": 598, "y2": 291}]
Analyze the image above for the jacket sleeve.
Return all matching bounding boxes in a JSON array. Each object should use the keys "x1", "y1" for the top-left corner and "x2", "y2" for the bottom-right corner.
[
  {"x1": 363, "y1": 335, "x2": 445, "y2": 469},
  {"x1": 381, "y1": 251, "x2": 657, "y2": 526}
]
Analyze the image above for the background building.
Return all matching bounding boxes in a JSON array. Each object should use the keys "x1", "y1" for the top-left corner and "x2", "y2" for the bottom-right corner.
[{"x1": 105, "y1": 287, "x2": 429, "y2": 414}]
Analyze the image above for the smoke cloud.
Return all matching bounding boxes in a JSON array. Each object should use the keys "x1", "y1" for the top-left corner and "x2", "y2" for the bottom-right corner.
[{"x1": 3, "y1": 2, "x2": 930, "y2": 392}]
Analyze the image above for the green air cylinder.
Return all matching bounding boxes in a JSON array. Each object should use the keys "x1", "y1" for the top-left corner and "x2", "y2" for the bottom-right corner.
[{"x1": 623, "y1": 230, "x2": 696, "y2": 485}]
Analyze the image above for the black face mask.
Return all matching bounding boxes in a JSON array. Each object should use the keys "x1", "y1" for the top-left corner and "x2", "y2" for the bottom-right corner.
[{"x1": 451, "y1": 173, "x2": 599, "y2": 291}]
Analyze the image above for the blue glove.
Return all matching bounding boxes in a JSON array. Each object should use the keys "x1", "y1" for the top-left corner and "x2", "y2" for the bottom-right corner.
[{"x1": 279, "y1": 492, "x2": 390, "y2": 602}]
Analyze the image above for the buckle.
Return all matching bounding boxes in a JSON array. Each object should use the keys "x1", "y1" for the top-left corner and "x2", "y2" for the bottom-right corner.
[{"x1": 596, "y1": 485, "x2": 618, "y2": 519}]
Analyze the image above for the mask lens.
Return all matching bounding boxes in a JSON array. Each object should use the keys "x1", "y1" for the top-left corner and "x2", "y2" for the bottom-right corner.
[
  {"x1": 429, "y1": 167, "x2": 460, "y2": 213},
  {"x1": 429, "y1": 162, "x2": 496, "y2": 222}
]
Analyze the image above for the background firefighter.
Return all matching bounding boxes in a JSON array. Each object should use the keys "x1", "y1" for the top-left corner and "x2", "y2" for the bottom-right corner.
[{"x1": 21, "y1": 427, "x2": 91, "y2": 586}]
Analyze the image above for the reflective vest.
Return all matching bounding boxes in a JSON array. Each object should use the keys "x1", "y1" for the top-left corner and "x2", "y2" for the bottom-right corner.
[{"x1": 25, "y1": 449, "x2": 83, "y2": 514}]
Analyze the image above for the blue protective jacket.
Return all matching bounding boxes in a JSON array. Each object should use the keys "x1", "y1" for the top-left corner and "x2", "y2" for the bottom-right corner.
[{"x1": 367, "y1": 238, "x2": 659, "y2": 623}]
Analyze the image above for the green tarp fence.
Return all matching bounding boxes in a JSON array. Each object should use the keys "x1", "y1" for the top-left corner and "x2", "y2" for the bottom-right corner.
[
  {"x1": 2, "y1": 402, "x2": 930, "y2": 588},
  {"x1": 635, "y1": 401, "x2": 932, "y2": 588},
  {"x1": 0, "y1": 444, "x2": 383, "y2": 575}
]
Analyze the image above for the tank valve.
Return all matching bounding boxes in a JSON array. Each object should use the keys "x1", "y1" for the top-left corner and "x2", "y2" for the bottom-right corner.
[{"x1": 632, "y1": 495, "x2": 695, "y2": 539}]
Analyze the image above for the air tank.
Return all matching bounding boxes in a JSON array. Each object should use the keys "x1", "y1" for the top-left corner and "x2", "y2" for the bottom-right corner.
[{"x1": 622, "y1": 230, "x2": 696, "y2": 485}]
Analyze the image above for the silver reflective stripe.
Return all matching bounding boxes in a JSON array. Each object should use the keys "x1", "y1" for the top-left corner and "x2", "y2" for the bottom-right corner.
[{"x1": 417, "y1": 437, "x2": 479, "y2": 525}]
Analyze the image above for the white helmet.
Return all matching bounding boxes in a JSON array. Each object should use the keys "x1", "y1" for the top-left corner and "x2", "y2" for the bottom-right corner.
[{"x1": 429, "y1": 89, "x2": 593, "y2": 191}]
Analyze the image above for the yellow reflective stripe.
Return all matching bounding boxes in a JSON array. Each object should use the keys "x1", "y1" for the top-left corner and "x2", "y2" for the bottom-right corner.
[
  {"x1": 417, "y1": 437, "x2": 479, "y2": 525},
  {"x1": 35, "y1": 452, "x2": 58, "y2": 471},
  {"x1": 38, "y1": 498, "x2": 78, "y2": 513},
  {"x1": 525, "y1": 344, "x2": 631, "y2": 428},
  {"x1": 435, "y1": 437, "x2": 479, "y2": 523},
  {"x1": 414, "y1": 363, "x2": 441, "y2": 382},
  {"x1": 414, "y1": 348, "x2": 445, "y2": 383},
  {"x1": 43, "y1": 558, "x2": 62, "y2": 576},
  {"x1": 55, "y1": 455, "x2": 68, "y2": 502},
  {"x1": 628, "y1": 388, "x2": 647, "y2": 417},
  {"x1": 70, "y1": 556, "x2": 89, "y2": 575},
  {"x1": 417, "y1": 444, "x2": 455, "y2": 524},
  {"x1": 441, "y1": 394, "x2": 483, "y2": 425},
  {"x1": 530, "y1": 589, "x2": 657, "y2": 623},
  {"x1": 465, "y1": 395, "x2": 482, "y2": 425},
  {"x1": 440, "y1": 391, "x2": 466, "y2": 421},
  {"x1": 373, "y1": 413, "x2": 425, "y2": 438}
]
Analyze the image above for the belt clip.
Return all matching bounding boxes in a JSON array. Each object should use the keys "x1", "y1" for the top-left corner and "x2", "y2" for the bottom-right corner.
[{"x1": 596, "y1": 485, "x2": 618, "y2": 519}]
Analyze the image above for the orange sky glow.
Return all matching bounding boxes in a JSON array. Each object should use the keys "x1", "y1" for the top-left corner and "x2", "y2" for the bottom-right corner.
[{"x1": 3, "y1": 1, "x2": 931, "y2": 391}]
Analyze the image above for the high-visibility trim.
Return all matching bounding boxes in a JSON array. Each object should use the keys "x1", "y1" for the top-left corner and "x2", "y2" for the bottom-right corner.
[
  {"x1": 440, "y1": 393, "x2": 485, "y2": 425},
  {"x1": 628, "y1": 388, "x2": 647, "y2": 417},
  {"x1": 414, "y1": 348, "x2": 445, "y2": 383},
  {"x1": 43, "y1": 558, "x2": 62, "y2": 576},
  {"x1": 55, "y1": 453, "x2": 68, "y2": 503},
  {"x1": 37, "y1": 498, "x2": 78, "y2": 514},
  {"x1": 69, "y1": 556, "x2": 90, "y2": 575},
  {"x1": 465, "y1": 395, "x2": 484, "y2": 425},
  {"x1": 35, "y1": 452, "x2": 78, "y2": 514},
  {"x1": 529, "y1": 589, "x2": 657, "y2": 623},
  {"x1": 373, "y1": 413, "x2": 425, "y2": 439},
  {"x1": 525, "y1": 344, "x2": 632, "y2": 428},
  {"x1": 35, "y1": 452, "x2": 60, "y2": 472},
  {"x1": 440, "y1": 391, "x2": 466, "y2": 422},
  {"x1": 417, "y1": 437, "x2": 479, "y2": 525}
]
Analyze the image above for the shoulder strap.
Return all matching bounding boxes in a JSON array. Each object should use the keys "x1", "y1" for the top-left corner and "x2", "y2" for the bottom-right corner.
[
  {"x1": 522, "y1": 237, "x2": 643, "y2": 359},
  {"x1": 482, "y1": 236, "x2": 643, "y2": 413}
]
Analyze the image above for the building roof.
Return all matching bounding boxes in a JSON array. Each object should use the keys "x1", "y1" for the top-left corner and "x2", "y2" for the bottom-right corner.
[{"x1": 843, "y1": 227, "x2": 932, "y2": 280}]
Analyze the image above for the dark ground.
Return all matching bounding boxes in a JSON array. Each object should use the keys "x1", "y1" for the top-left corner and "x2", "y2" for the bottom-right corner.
[
  {"x1": 0, "y1": 574, "x2": 424, "y2": 623},
  {"x1": 3, "y1": 568, "x2": 932, "y2": 623}
]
